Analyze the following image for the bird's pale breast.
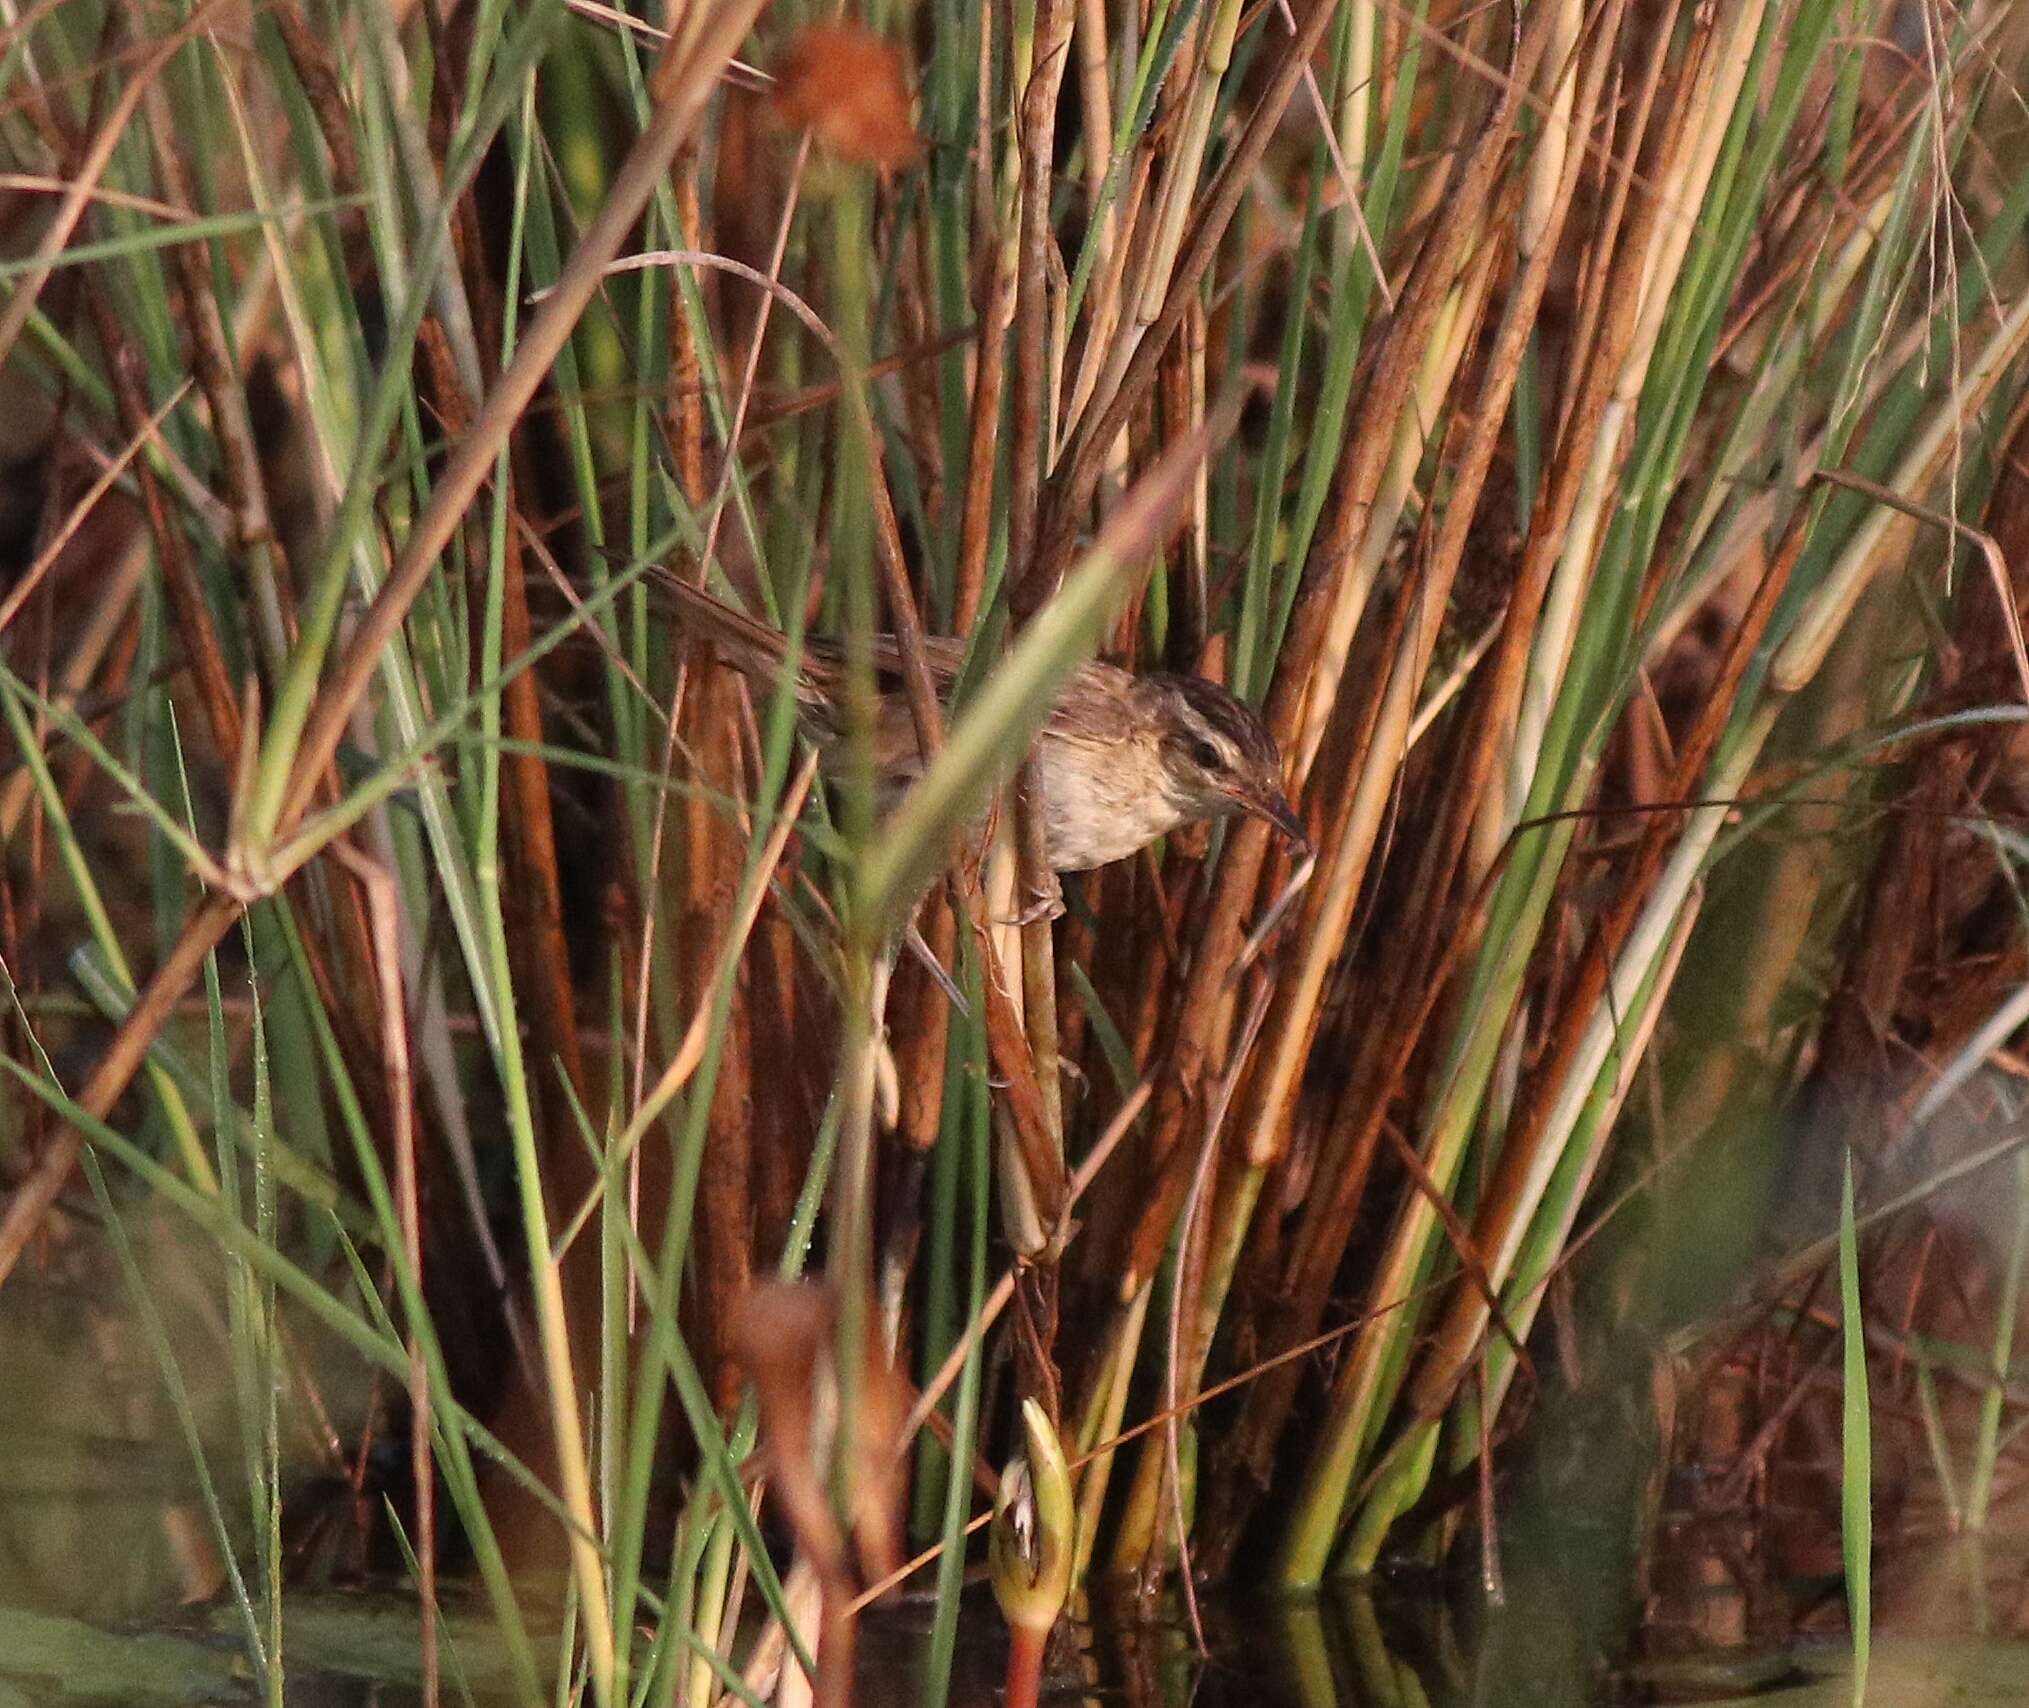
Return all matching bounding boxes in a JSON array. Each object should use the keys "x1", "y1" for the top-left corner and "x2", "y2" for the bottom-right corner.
[
  {"x1": 1033, "y1": 728, "x2": 1188, "y2": 870},
  {"x1": 820, "y1": 665, "x2": 1195, "y2": 871}
]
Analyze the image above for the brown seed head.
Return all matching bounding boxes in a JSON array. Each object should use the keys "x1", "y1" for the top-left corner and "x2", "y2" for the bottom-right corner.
[{"x1": 770, "y1": 24, "x2": 922, "y2": 170}]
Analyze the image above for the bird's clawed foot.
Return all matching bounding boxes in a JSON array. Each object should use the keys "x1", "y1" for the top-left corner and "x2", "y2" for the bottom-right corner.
[{"x1": 1007, "y1": 880, "x2": 1065, "y2": 927}]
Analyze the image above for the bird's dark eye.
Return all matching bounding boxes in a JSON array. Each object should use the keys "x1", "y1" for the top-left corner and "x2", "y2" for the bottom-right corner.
[{"x1": 1191, "y1": 738, "x2": 1222, "y2": 771}]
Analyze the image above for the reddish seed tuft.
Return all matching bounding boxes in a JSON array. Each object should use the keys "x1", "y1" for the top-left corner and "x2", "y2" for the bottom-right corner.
[{"x1": 770, "y1": 23, "x2": 922, "y2": 171}]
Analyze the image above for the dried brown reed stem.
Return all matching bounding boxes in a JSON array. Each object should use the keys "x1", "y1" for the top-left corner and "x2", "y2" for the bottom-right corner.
[
  {"x1": 140, "y1": 78, "x2": 291, "y2": 646},
  {"x1": 1008, "y1": 0, "x2": 1075, "y2": 605},
  {"x1": 269, "y1": 1, "x2": 362, "y2": 190},
  {"x1": 624, "y1": 165, "x2": 811, "y2": 1368},
  {"x1": 999, "y1": 0, "x2": 1079, "y2": 1312},
  {"x1": 83, "y1": 303, "x2": 247, "y2": 769},
  {"x1": 659, "y1": 147, "x2": 750, "y2": 1403},
  {"x1": 952, "y1": 0, "x2": 1006, "y2": 636},
  {"x1": 332, "y1": 842, "x2": 438, "y2": 1708},
  {"x1": 683, "y1": 723, "x2": 760, "y2": 1411},
  {"x1": 497, "y1": 504, "x2": 595, "y2": 1197},
  {"x1": 440, "y1": 211, "x2": 599, "y2": 1365}
]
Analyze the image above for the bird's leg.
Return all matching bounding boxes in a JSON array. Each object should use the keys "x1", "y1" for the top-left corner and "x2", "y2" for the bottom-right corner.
[
  {"x1": 902, "y1": 910, "x2": 970, "y2": 1017},
  {"x1": 1015, "y1": 770, "x2": 1065, "y2": 922},
  {"x1": 868, "y1": 948, "x2": 899, "y2": 1135}
]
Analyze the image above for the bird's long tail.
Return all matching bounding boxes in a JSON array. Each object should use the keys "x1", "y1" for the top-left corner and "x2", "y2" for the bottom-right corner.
[
  {"x1": 649, "y1": 568, "x2": 798, "y2": 681},
  {"x1": 587, "y1": 546, "x2": 790, "y2": 671}
]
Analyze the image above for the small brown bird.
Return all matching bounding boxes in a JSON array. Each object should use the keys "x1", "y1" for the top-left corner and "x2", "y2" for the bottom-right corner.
[{"x1": 657, "y1": 576, "x2": 1307, "y2": 872}]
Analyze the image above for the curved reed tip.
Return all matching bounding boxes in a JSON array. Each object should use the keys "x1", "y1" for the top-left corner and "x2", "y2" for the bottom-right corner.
[{"x1": 989, "y1": 1397, "x2": 1077, "y2": 1634}]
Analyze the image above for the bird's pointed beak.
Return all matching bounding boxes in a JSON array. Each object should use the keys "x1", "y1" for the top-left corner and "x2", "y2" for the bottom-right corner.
[{"x1": 1243, "y1": 785, "x2": 1309, "y2": 855}]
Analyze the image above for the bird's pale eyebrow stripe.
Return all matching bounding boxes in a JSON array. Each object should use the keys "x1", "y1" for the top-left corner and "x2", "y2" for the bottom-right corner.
[{"x1": 1170, "y1": 677, "x2": 1274, "y2": 764}]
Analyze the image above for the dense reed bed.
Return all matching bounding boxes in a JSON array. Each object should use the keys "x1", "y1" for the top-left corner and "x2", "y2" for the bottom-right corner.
[{"x1": 5, "y1": 0, "x2": 2029, "y2": 1702}]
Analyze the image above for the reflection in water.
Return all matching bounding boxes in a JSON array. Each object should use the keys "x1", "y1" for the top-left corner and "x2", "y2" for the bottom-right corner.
[
  {"x1": 853, "y1": 1581, "x2": 1471, "y2": 1708},
  {"x1": 855, "y1": 1557, "x2": 2029, "y2": 1707},
  {"x1": 8, "y1": 1555, "x2": 2029, "y2": 1708}
]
